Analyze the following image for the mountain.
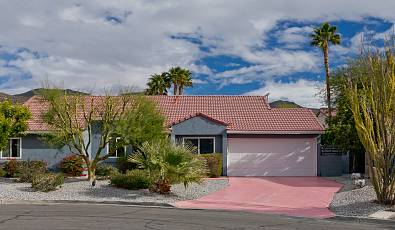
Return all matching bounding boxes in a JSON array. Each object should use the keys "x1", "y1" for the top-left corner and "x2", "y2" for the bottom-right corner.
[
  {"x1": 269, "y1": 100, "x2": 302, "y2": 108},
  {"x1": 14, "y1": 88, "x2": 89, "y2": 98},
  {"x1": 0, "y1": 92, "x2": 28, "y2": 103},
  {"x1": 269, "y1": 100, "x2": 320, "y2": 115},
  {"x1": 0, "y1": 88, "x2": 90, "y2": 103}
]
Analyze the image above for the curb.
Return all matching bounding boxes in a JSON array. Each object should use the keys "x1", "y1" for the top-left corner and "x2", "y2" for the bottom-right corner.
[
  {"x1": 0, "y1": 199, "x2": 174, "y2": 208},
  {"x1": 329, "y1": 215, "x2": 395, "y2": 225}
]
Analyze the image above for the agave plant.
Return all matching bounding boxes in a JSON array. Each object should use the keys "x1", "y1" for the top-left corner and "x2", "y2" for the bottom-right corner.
[{"x1": 129, "y1": 140, "x2": 205, "y2": 194}]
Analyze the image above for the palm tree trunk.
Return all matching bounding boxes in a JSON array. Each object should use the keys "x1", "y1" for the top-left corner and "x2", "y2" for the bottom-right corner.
[
  {"x1": 173, "y1": 84, "x2": 178, "y2": 95},
  {"x1": 179, "y1": 86, "x2": 183, "y2": 95},
  {"x1": 323, "y1": 46, "x2": 332, "y2": 120}
]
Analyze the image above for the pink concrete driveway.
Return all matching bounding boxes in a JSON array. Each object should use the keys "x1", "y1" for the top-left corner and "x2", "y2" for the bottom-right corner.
[{"x1": 175, "y1": 177, "x2": 342, "y2": 218}]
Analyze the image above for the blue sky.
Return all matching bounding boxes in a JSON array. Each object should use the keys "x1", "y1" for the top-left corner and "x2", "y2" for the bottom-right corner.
[{"x1": 0, "y1": 1, "x2": 395, "y2": 107}]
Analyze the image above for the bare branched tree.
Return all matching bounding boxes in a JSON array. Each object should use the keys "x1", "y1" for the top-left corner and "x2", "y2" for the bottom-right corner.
[
  {"x1": 347, "y1": 42, "x2": 395, "y2": 204},
  {"x1": 40, "y1": 88, "x2": 134, "y2": 186}
]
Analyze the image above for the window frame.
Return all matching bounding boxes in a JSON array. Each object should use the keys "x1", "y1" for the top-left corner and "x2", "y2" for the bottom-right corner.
[
  {"x1": 107, "y1": 137, "x2": 127, "y2": 158},
  {"x1": 182, "y1": 137, "x2": 215, "y2": 154},
  {"x1": 0, "y1": 137, "x2": 22, "y2": 159}
]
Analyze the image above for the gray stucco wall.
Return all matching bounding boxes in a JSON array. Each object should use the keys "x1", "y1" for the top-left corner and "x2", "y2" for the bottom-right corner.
[
  {"x1": 171, "y1": 116, "x2": 228, "y2": 175},
  {"x1": 90, "y1": 122, "x2": 133, "y2": 165},
  {"x1": 1, "y1": 117, "x2": 228, "y2": 171},
  {"x1": 171, "y1": 116, "x2": 226, "y2": 136},
  {"x1": 91, "y1": 122, "x2": 106, "y2": 161},
  {"x1": 0, "y1": 134, "x2": 71, "y2": 169}
]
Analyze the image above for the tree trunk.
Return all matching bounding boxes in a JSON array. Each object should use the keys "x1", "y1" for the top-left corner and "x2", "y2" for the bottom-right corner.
[
  {"x1": 81, "y1": 156, "x2": 91, "y2": 181},
  {"x1": 173, "y1": 83, "x2": 178, "y2": 95},
  {"x1": 179, "y1": 86, "x2": 183, "y2": 95},
  {"x1": 323, "y1": 46, "x2": 332, "y2": 120},
  {"x1": 88, "y1": 164, "x2": 97, "y2": 186},
  {"x1": 85, "y1": 159, "x2": 97, "y2": 187}
]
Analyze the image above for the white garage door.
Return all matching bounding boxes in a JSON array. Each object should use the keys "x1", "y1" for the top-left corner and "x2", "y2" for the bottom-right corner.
[{"x1": 227, "y1": 138, "x2": 317, "y2": 176}]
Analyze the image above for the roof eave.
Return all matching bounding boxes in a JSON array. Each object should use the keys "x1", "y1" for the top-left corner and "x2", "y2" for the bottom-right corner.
[
  {"x1": 226, "y1": 130, "x2": 324, "y2": 135},
  {"x1": 24, "y1": 130, "x2": 52, "y2": 134}
]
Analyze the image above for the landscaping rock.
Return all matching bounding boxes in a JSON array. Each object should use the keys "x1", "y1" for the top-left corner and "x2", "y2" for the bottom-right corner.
[
  {"x1": 327, "y1": 176, "x2": 392, "y2": 217},
  {"x1": 0, "y1": 177, "x2": 228, "y2": 205}
]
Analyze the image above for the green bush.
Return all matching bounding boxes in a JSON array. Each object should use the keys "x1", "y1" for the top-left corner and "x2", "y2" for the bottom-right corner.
[
  {"x1": 110, "y1": 170, "x2": 151, "y2": 190},
  {"x1": 0, "y1": 165, "x2": 6, "y2": 177},
  {"x1": 60, "y1": 155, "x2": 85, "y2": 176},
  {"x1": 116, "y1": 156, "x2": 137, "y2": 173},
  {"x1": 31, "y1": 173, "x2": 64, "y2": 192},
  {"x1": 199, "y1": 153, "x2": 222, "y2": 178},
  {"x1": 96, "y1": 163, "x2": 118, "y2": 178},
  {"x1": 17, "y1": 160, "x2": 47, "y2": 183}
]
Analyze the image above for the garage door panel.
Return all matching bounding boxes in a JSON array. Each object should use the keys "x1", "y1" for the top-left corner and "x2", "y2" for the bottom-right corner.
[{"x1": 227, "y1": 138, "x2": 317, "y2": 176}]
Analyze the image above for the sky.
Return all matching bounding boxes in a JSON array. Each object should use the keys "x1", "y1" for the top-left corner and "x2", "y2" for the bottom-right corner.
[{"x1": 0, "y1": 1, "x2": 395, "y2": 108}]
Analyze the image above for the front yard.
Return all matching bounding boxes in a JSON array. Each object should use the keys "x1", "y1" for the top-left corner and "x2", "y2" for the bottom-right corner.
[
  {"x1": 329, "y1": 176, "x2": 394, "y2": 217},
  {"x1": 0, "y1": 177, "x2": 228, "y2": 205}
]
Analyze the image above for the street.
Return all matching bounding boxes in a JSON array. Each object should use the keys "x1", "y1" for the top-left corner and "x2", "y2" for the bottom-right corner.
[{"x1": 0, "y1": 204, "x2": 393, "y2": 230}]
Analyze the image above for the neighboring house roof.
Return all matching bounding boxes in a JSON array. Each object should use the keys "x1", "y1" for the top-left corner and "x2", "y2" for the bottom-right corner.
[
  {"x1": 316, "y1": 108, "x2": 337, "y2": 129},
  {"x1": 24, "y1": 96, "x2": 52, "y2": 132},
  {"x1": 23, "y1": 95, "x2": 324, "y2": 134}
]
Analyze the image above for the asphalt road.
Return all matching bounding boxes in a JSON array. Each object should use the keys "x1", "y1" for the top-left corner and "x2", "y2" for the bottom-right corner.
[{"x1": 0, "y1": 203, "x2": 393, "y2": 230}]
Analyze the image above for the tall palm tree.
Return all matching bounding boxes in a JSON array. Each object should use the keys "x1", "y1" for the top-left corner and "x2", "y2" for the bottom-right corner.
[
  {"x1": 146, "y1": 72, "x2": 170, "y2": 95},
  {"x1": 177, "y1": 69, "x2": 193, "y2": 95},
  {"x1": 311, "y1": 22, "x2": 341, "y2": 119},
  {"x1": 168, "y1": 67, "x2": 193, "y2": 95}
]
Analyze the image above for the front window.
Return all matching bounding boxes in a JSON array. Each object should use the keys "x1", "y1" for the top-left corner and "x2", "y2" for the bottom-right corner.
[
  {"x1": 1, "y1": 138, "x2": 22, "y2": 159},
  {"x1": 183, "y1": 137, "x2": 215, "y2": 154},
  {"x1": 108, "y1": 137, "x2": 126, "y2": 158}
]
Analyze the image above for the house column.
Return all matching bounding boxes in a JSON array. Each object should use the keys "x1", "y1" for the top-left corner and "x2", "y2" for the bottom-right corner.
[
  {"x1": 222, "y1": 131, "x2": 228, "y2": 176},
  {"x1": 170, "y1": 132, "x2": 176, "y2": 143}
]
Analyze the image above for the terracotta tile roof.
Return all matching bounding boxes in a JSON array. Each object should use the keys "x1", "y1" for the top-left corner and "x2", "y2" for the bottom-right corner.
[
  {"x1": 23, "y1": 96, "x2": 52, "y2": 132},
  {"x1": 23, "y1": 95, "x2": 324, "y2": 134}
]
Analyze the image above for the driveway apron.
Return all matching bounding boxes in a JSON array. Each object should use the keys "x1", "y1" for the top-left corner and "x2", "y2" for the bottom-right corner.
[{"x1": 175, "y1": 177, "x2": 342, "y2": 218}]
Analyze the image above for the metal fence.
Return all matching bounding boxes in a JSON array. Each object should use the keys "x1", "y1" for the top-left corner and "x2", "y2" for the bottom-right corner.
[{"x1": 318, "y1": 145, "x2": 349, "y2": 177}]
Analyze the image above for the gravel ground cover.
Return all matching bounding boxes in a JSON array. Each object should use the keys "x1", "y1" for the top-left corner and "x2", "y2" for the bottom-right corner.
[
  {"x1": 0, "y1": 177, "x2": 228, "y2": 205},
  {"x1": 328, "y1": 176, "x2": 393, "y2": 217}
]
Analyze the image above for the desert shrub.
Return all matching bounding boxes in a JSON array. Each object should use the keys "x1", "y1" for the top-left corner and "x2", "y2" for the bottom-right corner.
[
  {"x1": 60, "y1": 155, "x2": 84, "y2": 176},
  {"x1": 3, "y1": 160, "x2": 21, "y2": 177},
  {"x1": 0, "y1": 165, "x2": 6, "y2": 177},
  {"x1": 96, "y1": 163, "x2": 119, "y2": 178},
  {"x1": 199, "y1": 153, "x2": 222, "y2": 178},
  {"x1": 116, "y1": 156, "x2": 137, "y2": 173},
  {"x1": 17, "y1": 160, "x2": 47, "y2": 183},
  {"x1": 31, "y1": 173, "x2": 64, "y2": 192},
  {"x1": 110, "y1": 169, "x2": 151, "y2": 190},
  {"x1": 130, "y1": 140, "x2": 205, "y2": 194}
]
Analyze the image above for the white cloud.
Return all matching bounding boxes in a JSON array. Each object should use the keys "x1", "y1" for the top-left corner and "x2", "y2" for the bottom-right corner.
[
  {"x1": 246, "y1": 79, "x2": 324, "y2": 108},
  {"x1": 277, "y1": 26, "x2": 314, "y2": 48},
  {"x1": 215, "y1": 49, "x2": 320, "y2": 85},
  {"x1": 0, "y1": 0, "x2": 395, "y2": 94}
]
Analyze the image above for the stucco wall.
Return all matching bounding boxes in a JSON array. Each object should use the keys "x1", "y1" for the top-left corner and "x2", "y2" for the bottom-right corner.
[
  {"x1": 0, "y1": 134, "x2": 71, "y2": 169},
  {"x1": 88, "y1": 122, "x2": 133, "y2": 164},
  {"x1": 171, "y1": 116, "x2": 228, "y2": 175},
  {"x1": 171, "y1": 116, "x2": 226, "y2": 136}
]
